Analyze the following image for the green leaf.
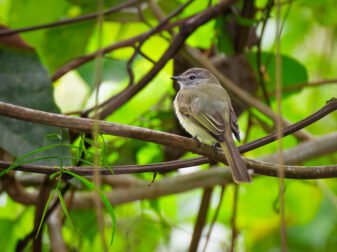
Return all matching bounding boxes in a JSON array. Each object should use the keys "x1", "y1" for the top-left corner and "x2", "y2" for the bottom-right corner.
[
  {"x1": 41, "y1": 21, "x2": 95, "y2": 73},
  {"x1": 36, "y1": 189, "x2": 56, "y2": 238},
  {"x1": 84, "y1": 138, "x2": 95, "y2": 146},
  {"x1": 7, "y1": 0, "x2": 69, "y2": 47},
  {"x1": 77, "y1": 57, "x2": 128, "y2": 91},
  {"x1": 0, "y1": 218, "x2": 15, "y2": 251},
  {"x1": 57, "y1": 190, "x2": 74, "y2": 229},
  {"x1": 70, "y1": 209, "x2": 98, "y2": 242},
  {"x1": 247, "y1": 52, "x2": 308, "y2": 97},
  {"x1": 0, "y1": 46, "x2": 70, "y2": 165},
  {"x1": 45, "y1": 133, "x2": 61, "y2": 140}
]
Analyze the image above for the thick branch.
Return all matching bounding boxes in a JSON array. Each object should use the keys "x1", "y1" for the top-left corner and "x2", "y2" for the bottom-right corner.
[{"x1": 0, "y1": 98, "x2": 335, "y2": 173}]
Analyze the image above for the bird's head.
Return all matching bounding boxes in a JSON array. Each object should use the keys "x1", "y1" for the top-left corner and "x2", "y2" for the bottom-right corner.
[{"x1": 171, "y1": 68, "x2": 218, "y2": 88}]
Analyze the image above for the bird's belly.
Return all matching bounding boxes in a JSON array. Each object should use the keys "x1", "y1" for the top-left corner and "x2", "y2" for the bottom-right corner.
[{"x1": 174, "y1": 102, "x2": 215, "y2": 143}]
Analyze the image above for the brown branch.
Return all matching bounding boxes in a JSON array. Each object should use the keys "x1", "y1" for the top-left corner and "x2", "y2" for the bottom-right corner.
[
  {"x1": 202, "y1": 186, "x2": 226, "y2": 252},
  {"x1": 1, "y1": 132, "x2": 337, "y2": 179},
  {"x1": 257, "y1": 0, "x2": 274, "y2": 105},
  {"x1": 275, "y1": 0, "x2": 287, "y2": 249},
  {"x1": 126, "y1": 0, "x2": 194, "y2": 86},
  {"x1": 1, "y1": 174, "x2": 37, "y2": 205},
  {"x1": 0, "y1": 98, "x2": 335, "y2": 174},
  {"x1": 189, "y1": 187, "x2": 213, "y2": 252},
  {"x1": 230, "y1": 184, "x2": 239, "y2": 252},
  {"x1": 0, "y1": 0, "x2": 145, "y2": 37},
  {"x1": 97, "y1": 0, "x2": 237, "y2": 119},
  {"x1": 50, "y1": 16, "x2": 193, "y2": 82},
  {"x1": 269, "y1": 79, "x2": 337, "y2": 96},
  {"x1": 70, "y1": 168, "x2": 230, "y2": 209},
  {"x1": 33, "y1": 177, "x2": 53, "y2": 252},
  {"x1": 47, "y1": 209, "x2": 67, "y2": 252}
]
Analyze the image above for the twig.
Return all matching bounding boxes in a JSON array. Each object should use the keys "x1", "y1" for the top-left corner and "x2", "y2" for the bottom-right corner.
[
  {"x1": 275, "y1": 0, "x2": 287, "y2": 250},
  {"x1": 269, "y1": 78, "x2": 337, "y2": 96},
  {"x1": 256, "y1": 0, "x2": 274, "y2": 105},
  {"x1": 243, "y1": 111, "x2": 253, "y2": 143},
  {"x1": 126, "y1": 0, "x2": 194, "y2": 86},
  {"x1": 92, "y1": 1, "x2": 107, "y2": 250},
  {"x1": 230, "y1": 184, "x2": 239, "y2": 252},
  {"x1": 189, "y1": 187, "x2": 213, "y2": 252},
  {"x1": 202, "y1": 186, "x2": 226, "y2": 252},
  {"x1": 0, "y1": 0, "x2": 145, "y2": 37}
]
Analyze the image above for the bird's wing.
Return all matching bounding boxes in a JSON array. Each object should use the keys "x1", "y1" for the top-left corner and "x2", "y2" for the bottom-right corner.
[
  {"x1": 177, "y1": 92, "x2": 226, "y2": 142},
  {"x1": 230, "y1": 105, "x2": 240, "y2": 142}
]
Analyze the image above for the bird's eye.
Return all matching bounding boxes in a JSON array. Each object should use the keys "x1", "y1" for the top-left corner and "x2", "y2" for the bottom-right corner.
[{"x1": 189, "y1": 75, "x2": 195, "y2": 80}]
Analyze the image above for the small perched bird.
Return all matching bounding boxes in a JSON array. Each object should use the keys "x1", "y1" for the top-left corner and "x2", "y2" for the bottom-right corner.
[{"x1": 172, "y1": 68, "x2": 251, "y2": 184}]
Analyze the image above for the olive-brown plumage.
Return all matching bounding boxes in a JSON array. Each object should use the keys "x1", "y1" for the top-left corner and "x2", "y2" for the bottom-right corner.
[{"x1": 172, "y1": 68, "x2": 251, "y2": 184}]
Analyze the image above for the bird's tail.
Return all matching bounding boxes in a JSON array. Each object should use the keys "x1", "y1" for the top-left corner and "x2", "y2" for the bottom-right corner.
[{"x1": 220, "y1": 134, "x2": 251, "y2": 184}]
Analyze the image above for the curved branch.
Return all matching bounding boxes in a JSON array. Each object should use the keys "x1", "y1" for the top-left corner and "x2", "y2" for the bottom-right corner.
[
  {"x1": 126, "y1": 0, "x2": 194, "y2": 86},
  {"x1": 0, "y1": 0, "x2": 145, "y2": 37},
  {"x1": 51, "y1": 14, "x2": 194, "y2": 82}
]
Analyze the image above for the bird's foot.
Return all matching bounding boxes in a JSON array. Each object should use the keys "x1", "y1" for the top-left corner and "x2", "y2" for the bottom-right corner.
[
  {"x1": 192, "y1": 136, "x2": 201, "y2": 148},
  {"x1": 211, "y1": 142, "x2": 221, "y2": 154}
]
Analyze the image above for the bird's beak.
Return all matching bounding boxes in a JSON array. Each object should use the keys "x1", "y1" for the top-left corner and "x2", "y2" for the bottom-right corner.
[{"x1": 170, "y1": 75, "x2": 181, "y2": 80}]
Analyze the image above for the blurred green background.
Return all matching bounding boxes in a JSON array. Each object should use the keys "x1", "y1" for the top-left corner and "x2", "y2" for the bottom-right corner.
[{"x1": 0, "y1": 0, "x2": 336, "y2": 251}]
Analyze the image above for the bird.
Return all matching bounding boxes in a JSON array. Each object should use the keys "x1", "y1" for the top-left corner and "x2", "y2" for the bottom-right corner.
[{"x1": 171, "y1": 67, "x2": 251, "y2": 184}]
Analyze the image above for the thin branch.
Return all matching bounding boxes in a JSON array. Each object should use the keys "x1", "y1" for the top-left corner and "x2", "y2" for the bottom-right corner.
[
  {"x1": 230, "y1": 184, "x2": 239, "y2": 252},
  {"x1": 257, "y1": 0, "x2": 274, "y2": 106},
  {"x1": 269, "y1": 78, "x2": 337, "y2": 96},
  {"x1": 202, "y1": 186, "x2": 226, "y2": 252},
  {"x1": 189, "y1": 187, "x2": 213, "y2": 252},
  {"x1": 92, "y1": 1, "x2": 107, "y2": 250},
  {"x1": 0, "y1": 0, "x2": 145, "y2": 37},
  {"x1": 126, "y1": 0, "x2": 194, "y2": 86},
  {"x1": 50, "y1": 16, "x2": 193, "y2": 82},
  {"x1": 275, "y1": 0, "x2": 287, "y2": 249}
]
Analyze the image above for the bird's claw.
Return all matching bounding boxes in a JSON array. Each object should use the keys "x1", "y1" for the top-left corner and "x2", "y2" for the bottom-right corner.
[{"x1": 211, "y1": 142, "x2": 221, "y2": 154}]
